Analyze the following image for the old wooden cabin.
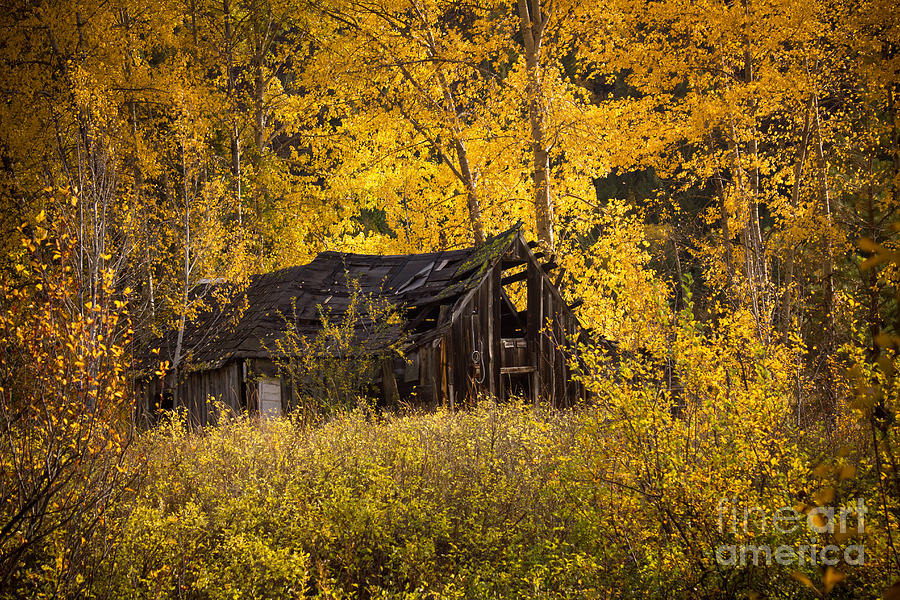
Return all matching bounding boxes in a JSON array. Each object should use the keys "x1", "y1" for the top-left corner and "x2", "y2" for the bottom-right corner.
[{"x1": 138, "y1": 226, "x2": 587, "y2": 424}]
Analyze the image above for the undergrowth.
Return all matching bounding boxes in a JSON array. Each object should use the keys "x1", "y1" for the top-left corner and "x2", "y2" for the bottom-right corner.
[{"x1": 30, "y1": 397, "x2": 887, "y2": 600}]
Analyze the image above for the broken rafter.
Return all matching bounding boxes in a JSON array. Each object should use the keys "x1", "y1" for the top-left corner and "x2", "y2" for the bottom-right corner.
[
  {"x1": 501, "y1": 270, "x2": 529, "y2": 286},
  {"x1": 553, "y1": 267, "x2": 566, "y2": 289}
]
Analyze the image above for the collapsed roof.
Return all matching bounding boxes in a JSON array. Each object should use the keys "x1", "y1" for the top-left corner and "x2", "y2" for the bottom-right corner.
[{"x1": 152, "y1": 226, "x2": 524, "y2": 371}]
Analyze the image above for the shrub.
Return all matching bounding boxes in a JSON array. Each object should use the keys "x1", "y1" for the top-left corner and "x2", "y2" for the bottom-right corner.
[
  {"x1": 266, "y1": 276, "x2": 405, "y2": 421},
  {"x1": 0, "y1": 226, "x2": 138, "y2": 598}
]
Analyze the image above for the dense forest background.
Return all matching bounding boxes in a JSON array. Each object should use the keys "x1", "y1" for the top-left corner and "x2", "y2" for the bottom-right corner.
[{"x1": 1, "y1": 0, "x2": 899, "y2": 597}]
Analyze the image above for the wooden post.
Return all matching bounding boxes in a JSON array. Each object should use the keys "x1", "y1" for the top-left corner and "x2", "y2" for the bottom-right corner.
[
  {"x1": 491, "y1": 265, "x2": 502, "y2": 399},
  {"x1": 544, "y1": 282, "x2": 553, "y2": 407},
  {"x1": 527, "y1": 260, "x2": 543, "y2": 406},
  {"x1": 440, "y1": 337, "x2": 449, "y2": 409}
]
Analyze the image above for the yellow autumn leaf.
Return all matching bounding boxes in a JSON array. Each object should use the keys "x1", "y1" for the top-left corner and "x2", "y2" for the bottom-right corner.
[
  {"x1": 837, "y1": 464, "x2": 856, "y2": 481},
  {"x1": 812, "y1": 486, "x2": 835, "y2": 505},
  {"x1": 823, "y1": 567, "x2": 844, "y2": 593},
  {"x1": 790, "y1": 571, "x2": 817, "y2": 592}
]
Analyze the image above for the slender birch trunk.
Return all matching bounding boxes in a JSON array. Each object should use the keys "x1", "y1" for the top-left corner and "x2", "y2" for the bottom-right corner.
[{"x1": 517, "y1": 0, "x2": 554, "y2": 250}]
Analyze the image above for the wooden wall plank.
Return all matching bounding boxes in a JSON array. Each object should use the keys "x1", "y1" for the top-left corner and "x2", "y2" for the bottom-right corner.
[{"x1": 491, "y1": 264, "x2": 502, "y2": 400}]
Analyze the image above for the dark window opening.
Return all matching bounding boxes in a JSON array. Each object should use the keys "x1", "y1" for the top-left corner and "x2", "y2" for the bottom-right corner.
[
  {"x1": 154, "y1": 389, "x2": 174, "y2": 412},
  {"x1": 502, "y1": 372, "x2": 532, "y2": 401},
  {"x1": 410, "y1": 304, "x2": 441, "y2": 334}
]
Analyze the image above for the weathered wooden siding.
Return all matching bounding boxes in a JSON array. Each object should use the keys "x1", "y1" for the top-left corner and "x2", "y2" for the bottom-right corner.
[
  {"x1": 176, "y1": 362, "x2": 243, "y2": 426},
  {"x1": 428, "y1": 262, "x2": 502, "y2": 409},
  {"x1": 419, "y1": 239, "x2": 585, "y2": 409},
  {"x1": 136, "y1": 361, "x2": 243, "y2": 427}
]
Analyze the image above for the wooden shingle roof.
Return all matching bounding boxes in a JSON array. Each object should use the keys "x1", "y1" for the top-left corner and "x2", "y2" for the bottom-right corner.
[{"x1": 153, "y1": 226, "x2": 522, "y2": 371}]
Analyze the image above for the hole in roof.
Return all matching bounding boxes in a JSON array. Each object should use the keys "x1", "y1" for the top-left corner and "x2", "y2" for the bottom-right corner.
[{"x1": 395, "y1": 265, "x2": 432, "y2": 294}]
